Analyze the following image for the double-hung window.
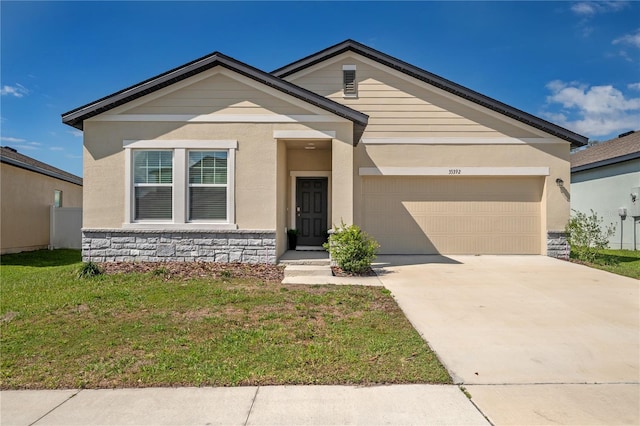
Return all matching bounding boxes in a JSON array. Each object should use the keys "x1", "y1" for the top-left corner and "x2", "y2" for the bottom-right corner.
[
  {"x1": 125, "y1": 140, "x2": 236, "y2": 228},
  {"x1": 133, "y1": 150, "x2": 173, "y2": 220},
  {"x1": 188, "y1": 151, "x2": 227, "y2": 221}
]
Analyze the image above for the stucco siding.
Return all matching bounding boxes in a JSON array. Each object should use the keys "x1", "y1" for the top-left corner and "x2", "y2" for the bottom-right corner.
[
  {"x1": 83, "y1": 121, "x2": 279, "y2": 230},
  {"x1": 571, "y1": 159, "x2": 640, "y2": 250},
  {"x1": 1, "y1": 163, "x2": 82, "y2": 254}
]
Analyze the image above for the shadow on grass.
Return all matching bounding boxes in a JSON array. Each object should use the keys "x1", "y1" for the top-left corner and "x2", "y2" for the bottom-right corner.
[{"x1": 0, "y1": 249, "x2": 81, "y2": 267}]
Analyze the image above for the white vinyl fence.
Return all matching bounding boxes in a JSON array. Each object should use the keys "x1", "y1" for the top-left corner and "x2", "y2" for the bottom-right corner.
[{"x1": 50, "y1": 206, "x2": 82, "y2": 249}]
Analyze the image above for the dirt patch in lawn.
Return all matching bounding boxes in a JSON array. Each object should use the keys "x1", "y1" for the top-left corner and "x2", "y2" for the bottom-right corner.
[{"x1": 331, "y1": 266, "x2": 377, "y2": 277}]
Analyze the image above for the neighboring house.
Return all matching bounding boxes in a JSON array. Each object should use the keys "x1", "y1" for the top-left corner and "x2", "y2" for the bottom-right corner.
[
  {"x1": 571, "y1": 131, "x2": 640, "y2": 250},
  {"x1": 1, "y1": 146, "x2": 83, "y2": 254},
  {"x1": 62, "y1": 40, "x2": 586, "y2": 263}
]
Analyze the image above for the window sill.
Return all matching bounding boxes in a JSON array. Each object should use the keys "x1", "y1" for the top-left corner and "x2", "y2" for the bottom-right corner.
[{"x1": 122, "y1": 222, "x2": 238, "y2": 230}]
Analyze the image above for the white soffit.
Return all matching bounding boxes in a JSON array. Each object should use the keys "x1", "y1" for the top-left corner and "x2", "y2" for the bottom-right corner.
[
  {"x1": 359, "y1": 167, "x2": 550, "y2": 176},
  {"x1": 361, "y1": 137, "x2": 560, "y2": 145},
  {"x1": 273, "y1": 130, "x2": 336, "y2": 139}
]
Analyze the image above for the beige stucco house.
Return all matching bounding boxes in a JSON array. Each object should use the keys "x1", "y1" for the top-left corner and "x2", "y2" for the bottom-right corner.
[
  {"x1": 1, "y1": 147, "x2": 83, "y2": 254},
  {"x1": 62, "y1": 40, "x2": 586, "y2": 263}
]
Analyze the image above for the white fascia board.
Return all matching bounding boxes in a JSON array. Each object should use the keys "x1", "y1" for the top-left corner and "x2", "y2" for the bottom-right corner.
[
  {"x1": 94, "y1": 114, "x2": 347, "y2": 124},
  {"x1": 361, "y1": 137, "x2": 559, "y2": 145},
  {"x1": 359, "y1": 167, "x2": 550, "y2": 176},
  {"x1": 123, "y1": 140, "x2": 238, "y2": 149},
  {"x1": 273, "y1": 130, "x2": 336, "y2": 139}
]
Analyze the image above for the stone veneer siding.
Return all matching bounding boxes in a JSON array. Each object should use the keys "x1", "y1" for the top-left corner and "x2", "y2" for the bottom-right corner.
[
  {"x1": 82, "y1": 229, "x2": 277, "y2": 264},
  {"x1": 547, "y1": 230, "x2": 569, "y2": 259}
]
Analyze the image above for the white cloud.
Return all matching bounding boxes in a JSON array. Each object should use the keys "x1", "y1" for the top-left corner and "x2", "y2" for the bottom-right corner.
[
  {"x1": 544, "y1": 80, "x2": 640, "y2": 137},
  {"x1": 50, "y1": 147, "x2": 64, "y2": 151},
  {"x1": 0, "y1": 84, "x2": 29, "y2": 98},
  {"x1": 67, "y1": 130, "x2": 83, "y2": 137},
  {"x1": 571, "y1": 1, "x2": 629, "y2": 15},
  {"x1": 613, "y1": 29, "x2": 640, "y2": 48},
  {"x1": 29, "y1": 142, "x2": 42, "y2": 146},
  {"x1": 0, "y1": 136, "x2": 26, "y2": 143},
  {"x1": 571, "y1": 2, "x2": 596, "y2": 15},
  {"x1": 628, "y1": 82, "x2": 640, "y2": 90}
]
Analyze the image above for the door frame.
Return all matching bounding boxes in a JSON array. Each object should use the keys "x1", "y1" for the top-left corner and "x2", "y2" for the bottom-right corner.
[{"x1": 290, "y1": 171, "x2": 331, "y2": 232}]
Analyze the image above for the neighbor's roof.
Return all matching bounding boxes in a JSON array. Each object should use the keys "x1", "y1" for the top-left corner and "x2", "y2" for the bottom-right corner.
[
  {"x1": 0, "y1": 146, "x2": 83, "y2": 186},
  {"x1": 571, "y1": 130, "x2": 640, "y2": 172},
  {"x1": 61, "y1": 52, "x2": 368, "y2": 142},
  {"x1": 272, "y1": 39, "x2": 587, "y2": 147}
]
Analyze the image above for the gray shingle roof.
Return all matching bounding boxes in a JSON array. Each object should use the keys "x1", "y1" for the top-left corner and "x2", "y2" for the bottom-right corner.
[
  {"x1": 272, "y1": 39, "x2": 588, "y2": 147},
  {"x1": 571, "y1": 131, "x2": 640, "y2": 172},
  {"x1": 0, "y1": 147, "x2": 83, "y2": 186}
]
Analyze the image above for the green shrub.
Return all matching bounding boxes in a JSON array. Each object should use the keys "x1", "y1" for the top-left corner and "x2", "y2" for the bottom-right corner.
[
  {"x1": 78, "y1": 261, "x2": 102, "y2": 278},
  {"x1": 324, "y1": 222, "x2": 379, "y2": 274},
  {"x1": 566, "y1": 209, "x2": 615, "y2": 263}
]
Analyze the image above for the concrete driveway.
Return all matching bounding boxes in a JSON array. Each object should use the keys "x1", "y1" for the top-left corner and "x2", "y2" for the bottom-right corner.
[{"x1": 375, "y1": 255, "x2": 639, "y2": 425}]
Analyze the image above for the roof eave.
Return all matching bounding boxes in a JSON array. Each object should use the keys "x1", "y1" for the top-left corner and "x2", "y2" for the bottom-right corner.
[
  {"x1": 0, "y1": 156, "x2": 83, "y2": 186},
  {"x1": 571, "y1": 151, "x2": 640, "y2": 173}
]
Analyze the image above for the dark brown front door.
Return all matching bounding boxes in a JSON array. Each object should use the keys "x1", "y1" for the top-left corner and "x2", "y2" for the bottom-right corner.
[{"x1": 296, "y1": 178, "x2": 328, "y2": 246}]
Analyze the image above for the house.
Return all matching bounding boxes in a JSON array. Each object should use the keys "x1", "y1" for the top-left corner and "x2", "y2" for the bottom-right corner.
[
  {"x1": 61, "y1": 40, "x2": 586, "y2": 263},
  {"x1": 571, "y1": 131, "x2": 640, "y2": 250},
  {"x1": 1, "y1": 146, "x2": 83, "y2": 254}
]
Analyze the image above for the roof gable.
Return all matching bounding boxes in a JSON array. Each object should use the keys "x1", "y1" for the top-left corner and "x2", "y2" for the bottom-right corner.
[
  {"x1": 272, "y1": 40, "x2": 587, "y2": 147},
  {"x1": 62, "y1": 52, "x2": 368, "y2": 141},
  {"x1": 571, "y1": 130, "x2": 640, "y2": 172}
]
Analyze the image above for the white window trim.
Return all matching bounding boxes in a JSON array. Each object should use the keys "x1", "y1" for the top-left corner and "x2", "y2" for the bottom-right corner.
[
  {"x1": 124, "y1": 140, "x2": 237, "y2": 229},
  {"x1": 289, "y1": 171, "x2": 332, "y2": 231}
]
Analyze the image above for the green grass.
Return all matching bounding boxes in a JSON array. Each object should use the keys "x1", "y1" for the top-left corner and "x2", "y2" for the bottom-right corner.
[
  {"x1": 0, "y1": 250, "x2": 450, "y2": 389},
  {"x1": 570, "y1": 248, "x2": 640, "y2": 279}
]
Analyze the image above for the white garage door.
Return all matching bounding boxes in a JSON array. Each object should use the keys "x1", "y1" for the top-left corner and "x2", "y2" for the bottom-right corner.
[{"x1": 362, "y1": 176, "x2": 543, "y2": 255}]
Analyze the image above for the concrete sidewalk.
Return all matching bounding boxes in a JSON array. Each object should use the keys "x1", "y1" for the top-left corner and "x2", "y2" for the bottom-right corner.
[{"x1": 0, "y1": 385, "x2": 489, "y2": 426}]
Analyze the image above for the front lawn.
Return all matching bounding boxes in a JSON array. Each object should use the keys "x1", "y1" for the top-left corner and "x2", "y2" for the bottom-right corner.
[
  {"x1": 570, "y1": 249, "x2": 640, "y2": 279},
  {"x1": 0, "y1": 250, "x2": 450, "y2": 389}
]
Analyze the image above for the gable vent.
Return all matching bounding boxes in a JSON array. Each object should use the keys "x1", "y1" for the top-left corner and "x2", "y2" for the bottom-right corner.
[{"x1": 343, "y1": 65, "x2": 357, "y2": 96}]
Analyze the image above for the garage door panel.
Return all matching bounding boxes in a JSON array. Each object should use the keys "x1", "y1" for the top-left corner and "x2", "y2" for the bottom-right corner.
[{"x1": 362, "y1": 176, "x2": 542, "y2": 255}]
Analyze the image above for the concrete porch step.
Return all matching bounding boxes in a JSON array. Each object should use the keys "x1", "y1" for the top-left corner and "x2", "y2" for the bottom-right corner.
[
  {"x1": 283, "y1": 265, "x2": 333, "y2": 278},
  {"x1": 279, "y1": 258, "x2": 331, "y2": 266}
]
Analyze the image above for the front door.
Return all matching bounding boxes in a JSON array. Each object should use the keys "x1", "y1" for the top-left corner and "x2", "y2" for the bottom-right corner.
[{"x1": 296, "y1": 177, "x2": 328, "y2": 246}]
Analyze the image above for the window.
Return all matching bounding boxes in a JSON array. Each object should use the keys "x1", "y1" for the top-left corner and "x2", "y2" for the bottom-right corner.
[
  {"x1": 54, "y1": 190, "x2": 63, "y2": 207},
  {"x1": 133, "y1": 150, "x2": 173, "y2": 220},
  {"x1": 124, "y1": 140, "x2": 237, "y2": 228},
  {"x1": 188, "y1": 151, "x2": 227, "y2": 220},
  {"x1": 343, "y1": 65, "x2": 357, "y2": 96}
]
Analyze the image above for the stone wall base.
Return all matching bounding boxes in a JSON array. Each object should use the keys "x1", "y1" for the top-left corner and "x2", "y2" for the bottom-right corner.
[
  {"x1": 82, "y1": 229, "x2": 277, "y2": 264},
  {"x1": 547, "y1": 231, "x2": 569, "y2": 259}
]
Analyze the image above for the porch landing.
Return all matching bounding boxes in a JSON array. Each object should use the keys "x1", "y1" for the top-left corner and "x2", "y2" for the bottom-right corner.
[{"x1": 278, "y1": 250, "x2": 383, "y2": 286}]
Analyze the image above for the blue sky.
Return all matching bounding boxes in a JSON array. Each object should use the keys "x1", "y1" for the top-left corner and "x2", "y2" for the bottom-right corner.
[{"x1": 2, "y1": 1, "x2": 639, "y2": 177}]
